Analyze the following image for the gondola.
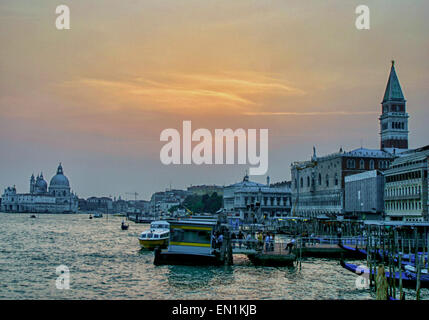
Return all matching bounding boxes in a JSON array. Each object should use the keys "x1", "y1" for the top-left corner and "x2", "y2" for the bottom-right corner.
[
  {"x1": 340, "y1": 260, "x2": 429, "y2": 288},
  {"x1": 121, "y1": 222, "x2": 129, "y2": 230},
  {"x1": 30, "y1": 215, "x2": 37, "y2": 218}
]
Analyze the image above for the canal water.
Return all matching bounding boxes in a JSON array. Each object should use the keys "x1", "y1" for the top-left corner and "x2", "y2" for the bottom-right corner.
[{"x1": 0, "y1": 213, "x2": 428, "y2": 300}]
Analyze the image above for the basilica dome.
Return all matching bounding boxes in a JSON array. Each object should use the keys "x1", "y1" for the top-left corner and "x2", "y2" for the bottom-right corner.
[
  {"x1": 49, "y1": 163, "x2": 70, "y2": 187},
  {"x1": 35, "y1": 174, "x2": 48, "y2": 193}
]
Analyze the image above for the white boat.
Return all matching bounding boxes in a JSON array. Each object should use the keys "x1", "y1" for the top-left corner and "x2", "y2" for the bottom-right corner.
[
  {"x1": 93, "y1": 213, "x2": 103, "y2": 218},
  {"x1": 138, "y1": 221, "x2": 170, "y2": 250}
]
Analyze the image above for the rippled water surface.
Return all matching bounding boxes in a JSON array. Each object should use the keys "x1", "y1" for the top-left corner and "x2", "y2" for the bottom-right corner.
[{"x1": 1, "y1": 213, "x2": 428, "y2": 300}]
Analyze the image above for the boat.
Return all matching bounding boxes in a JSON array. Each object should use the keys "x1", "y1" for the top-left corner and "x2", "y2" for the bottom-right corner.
[
  {"x1": 113, "y1": 213, "x2": 126, "y2": 217},
  {"x1": 339, "y1": 244, "x2": 367, "y2": 258},
  {"x1": 121, "y1": 221, "x2": 129, "y2": 230},
  {"x1": 93, "y1": 213, "x2": 103, "y2": 218},
  {"x1": 138, "y1": 221, "x2": 170, "y2": 250},
  {"x1": 340, "y1": 261, "x2": 429, "y2": 288},
  {"x1": 30, "y1": 215, "x2": 37, "y2": 218},
  {"x1": 89, "y1": 215, "x2": 93, "y2": 219},
  {"x1": 153, "y1": 219, "x2": 226, "y2": 266}
]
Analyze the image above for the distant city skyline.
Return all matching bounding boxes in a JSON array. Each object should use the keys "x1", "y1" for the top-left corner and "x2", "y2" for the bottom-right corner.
[{"x1": 1, "y1": 0, "x2": 429, "y2": 200}]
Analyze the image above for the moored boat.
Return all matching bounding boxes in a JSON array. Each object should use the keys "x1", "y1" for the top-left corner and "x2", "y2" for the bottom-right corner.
[
  {"x1": 138, "y1": 221, "x2": 170, "y2": 250},
  {"x1": 340, "y1": 260, "x2": 429, "y2": 288}
]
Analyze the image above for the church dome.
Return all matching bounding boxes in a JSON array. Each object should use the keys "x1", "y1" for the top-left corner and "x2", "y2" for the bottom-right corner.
[
  {"x1": 35, "y1": 173, "x2": 48, "y2": 193},
  {"x1": 49, "y1": 163, "x2": 70, "y2": 187}
]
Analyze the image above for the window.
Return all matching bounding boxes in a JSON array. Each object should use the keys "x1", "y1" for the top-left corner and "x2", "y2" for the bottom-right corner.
[
  {"x1": 359, "y1": 159, "x2": 365, "y2": 169},
  {"x1": 318, "y1": 174, "x2": 321, "y2": 185},
  {"x1": 300, "y1": 177, "x2": 303, "y2": 188},
  {"x1": 335, "y1": 173, "x2": 338, "y2": 186},
  {"x1": 307, "y1": 176, "x2": 310, "y2": 187},
  {"x1": 369, "y1": 160, "x2": 375, "y2": 170},
  {"x1": 326, "y1": 175, "x2": 329, "y2": 187}
]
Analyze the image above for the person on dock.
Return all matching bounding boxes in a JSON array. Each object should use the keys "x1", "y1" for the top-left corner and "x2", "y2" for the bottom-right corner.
[
  {"x1": 231, "y1": 232, "x2": 237, "y2": 248},
  {"x1": 287, "y1": 238, "x2": 295, "y2": 254},
  {"x1": 246, "y1": 233, "x2": 253, "y2": 249},
  {"x1": 212, "y1": 232, "x2": 218, "y2": 249},
  {"x1": 217, "y1": 233, "x2": 224, "y2": 249},
  {"x1": 265, "y1": 234, "x2": 271, "y2": 252},
  {"x1": 257, "y1": 232, "x2": 263, "y2": 250},
  {"x1": 238, "y1": 231, "x2": 244, "y2": 249}
]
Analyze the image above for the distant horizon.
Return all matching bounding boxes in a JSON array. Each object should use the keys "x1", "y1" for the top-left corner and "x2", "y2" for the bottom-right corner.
[{"x1": 1, "y1": 0, "x2": 428, "y2": 200}]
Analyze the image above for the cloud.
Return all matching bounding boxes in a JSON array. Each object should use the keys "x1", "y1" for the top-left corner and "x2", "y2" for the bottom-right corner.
[
  {"x1": 58, "y1": 72, "x2": 305, "y2": 115},
  {"x1": 243, "y1": 111, "x2": 378, "y2": 116}
]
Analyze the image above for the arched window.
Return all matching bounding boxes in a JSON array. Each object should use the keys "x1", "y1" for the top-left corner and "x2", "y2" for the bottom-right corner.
[
  {"x1": 326, "y1": 174, "x2": 329, "y2": 187},
  {"x1": 359, "y1": 159, "x2": 365, "y2": 169},
  {"x1": 369, "y1": 160, "x2": 375, "y2": 170},
  {"x1": 300, "y1": 177, "x2": 303, "y2": 188},
  {"x1": 307, "y1": 176, "x2": 310, "y2": 187},
  {"x1": 318, "y1": 174, "x2": 322, "y2": 185},
  {"x1": 335, "y1": 173, "x2": 338, "y2": 186}
]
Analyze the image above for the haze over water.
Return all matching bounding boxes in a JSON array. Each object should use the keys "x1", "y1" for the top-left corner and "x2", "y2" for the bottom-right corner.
[{"x1": 0, "y1": 213, "x2": 427, "y2": 300}]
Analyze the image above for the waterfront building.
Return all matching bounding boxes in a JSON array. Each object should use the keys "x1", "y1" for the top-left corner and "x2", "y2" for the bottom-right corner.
[
  {"x1": 384, "y1": 145, "x2": 429, "y2": 222},
  {"x1": 85, "y1": 196, "x2": 113, "y2": 211},
  {"x1": 150, "y1": 189, "x2": 190, "y2": 215},
  {"x1": 223, "y1": 174, "x2": 292, "y2": 222},
  {"x1": 290, "y1": 61, "x2": 413, "y2": 219},
  {"x1": 291, "y1": 147, "x2": 394, "y2": 218},
  {"x1": 345, "y1": 170, "x2": 385, "y2": 220},
  {"x1": 1, "y1": 163, "x2": 78, "y2": 213}
]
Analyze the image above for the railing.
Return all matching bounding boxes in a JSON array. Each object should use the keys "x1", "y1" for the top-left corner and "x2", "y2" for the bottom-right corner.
[{"x1": 231, "y1": 239, "x2": 296, "y2": 255}]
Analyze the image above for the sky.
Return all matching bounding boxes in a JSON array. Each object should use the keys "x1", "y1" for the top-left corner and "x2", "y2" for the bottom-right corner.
[{"x1": 0, "y1": 0, "x2": 428, "y2": 200}]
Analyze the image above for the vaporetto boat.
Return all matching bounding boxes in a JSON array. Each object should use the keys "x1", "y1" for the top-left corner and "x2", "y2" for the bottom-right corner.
[{"x1": 138, "y1": 221, "x2": 170, "y2": 250}]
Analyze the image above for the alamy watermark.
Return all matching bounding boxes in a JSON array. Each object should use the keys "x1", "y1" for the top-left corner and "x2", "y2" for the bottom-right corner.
[
  {"x1": 56, "y1": 265, "x2": 70, "y2": 290},
  {"x1": 355, "y1": 265, "x2": 370, "y2": 289},
  {"x1": 160, "y1": 121, "x2": 268, "y2": 176}
]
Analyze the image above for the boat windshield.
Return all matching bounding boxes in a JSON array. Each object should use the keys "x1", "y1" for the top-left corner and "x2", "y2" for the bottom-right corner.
[{"x1": 152, "y1": 224, "x2": 168, "y2": 229}]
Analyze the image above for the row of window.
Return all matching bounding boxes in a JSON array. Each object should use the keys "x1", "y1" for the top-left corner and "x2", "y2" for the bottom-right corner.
[
  {"x1": 385, "y1": 185, "x2": 422, "y2": 197},
  {"x1": 346, "y1": 159, "x2": 390, "y2": 169},
  {"x1": 385, "y1": 200, "x2": 422, "y2": 211},
  {"x1": 385, "y1": 170, "x2": 423, "y2": 183},
  {"x1": 296, "y1": 173, "x2": 340, "y2": 189},
  {"x1": 296, "y1": 200, "x2": 341, "y2": 207},
  {"x1": 391, "y1": 122, "x2": 405, "y2": 130},
  {"x1": 242, "y1": 197, "x2": 289, "y2": 206},
  {"x1": 383, "y1": 104, "x2": 405, "y2": 113}
]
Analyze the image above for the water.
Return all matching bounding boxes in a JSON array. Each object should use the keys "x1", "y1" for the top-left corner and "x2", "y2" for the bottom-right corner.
[{"x1": 0, "y1": 213, "x2": 427, "y2": 300}]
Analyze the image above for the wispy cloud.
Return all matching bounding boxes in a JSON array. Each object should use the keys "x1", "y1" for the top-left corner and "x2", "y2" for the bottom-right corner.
[
  {"x1": 243, "y1": 111, "x2": 378, "y2": 116},
  {"x1": 59, "y1": 72, "x2": 305, "y2": 114}
]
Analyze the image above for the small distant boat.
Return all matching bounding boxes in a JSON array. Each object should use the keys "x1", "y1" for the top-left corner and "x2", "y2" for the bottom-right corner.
[
  {"x1": 89, "y1": 215, "x2": 93, "y2": 219},
  {"x1": 30, "y1": 215, "x2": 37, "y2": 218},
  {"x1": 93, "y1": 213, "x2": 103, "y2": 218},
  {"x1": 138, "y1": 221, "x2": 170, "y2": 250},
  {"x1": 113, "y1": 213, "x2": 126, "y2": 217},
  {"x1": 121, "y1": 222, "x2": 129, "y2": 230}
]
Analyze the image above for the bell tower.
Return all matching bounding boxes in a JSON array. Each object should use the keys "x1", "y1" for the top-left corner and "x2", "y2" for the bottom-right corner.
[{"x1": 379, "y1": 61, "x2": 409, "y2": 150}]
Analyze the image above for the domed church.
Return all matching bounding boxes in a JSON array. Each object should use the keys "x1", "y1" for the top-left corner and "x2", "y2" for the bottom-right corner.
[{"x1": 1, "y1": 163, "x2": 79, "y2": 213}]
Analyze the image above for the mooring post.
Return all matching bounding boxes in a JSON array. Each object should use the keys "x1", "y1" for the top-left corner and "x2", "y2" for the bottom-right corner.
[
  {"x1": 376, "y1": 264, "x2": 388, "y2": 300},
  {"x1": 416, "y1": 254, "x2": 422, "y2": 300}
]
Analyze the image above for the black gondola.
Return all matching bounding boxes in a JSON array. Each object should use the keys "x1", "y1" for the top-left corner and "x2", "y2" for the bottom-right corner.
[{"x1": 121, "y1": 222, "x2": 129, "y2": 230}]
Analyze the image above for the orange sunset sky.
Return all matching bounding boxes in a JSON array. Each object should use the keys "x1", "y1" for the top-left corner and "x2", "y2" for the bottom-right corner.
[{"x1": 1, "y1": 0, "x2": 428, "y2": 199}]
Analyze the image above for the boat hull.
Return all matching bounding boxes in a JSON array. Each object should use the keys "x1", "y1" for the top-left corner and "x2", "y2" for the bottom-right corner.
[
  {"x1": 340, "y1": 261, "x2": 429, "y2": 289},
  {"x1": 154, "y1": 250, "x2": 222, "y2": 266},
  {"x1": 139, "y1": 238, "x2": 168, "y2": 250}
]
